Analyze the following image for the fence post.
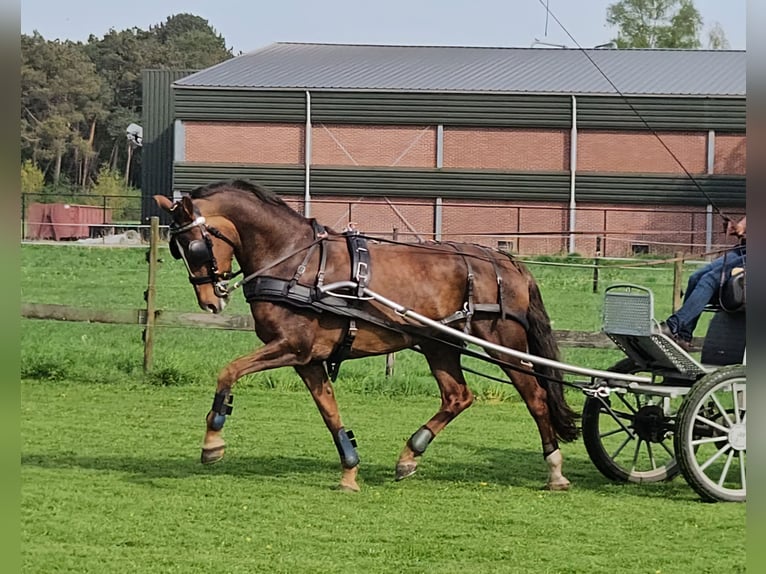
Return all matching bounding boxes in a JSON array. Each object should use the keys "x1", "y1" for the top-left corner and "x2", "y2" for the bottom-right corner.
[
  {"x1": 21, "y1": 192, "x2": 27, "y2": 240},
  {"x1": 143, "y1": 216, "x2": 160, "y2": 372},
  {"x1": 672, "y1": 251, "x2": 684, "y2": 313},
  {"x1": 385, "y1": 227, "x2": 399, "y2": 377},
  {"x1": 592, "y1": 237, "x2": 601, "y2": 293}
]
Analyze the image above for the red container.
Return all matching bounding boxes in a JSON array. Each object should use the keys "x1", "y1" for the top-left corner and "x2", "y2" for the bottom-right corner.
[{"x1": 27, "y1": 203, "x2": 112, "y2": 240}]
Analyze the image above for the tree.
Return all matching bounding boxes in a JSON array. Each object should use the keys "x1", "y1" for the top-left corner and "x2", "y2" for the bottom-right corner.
[
  {"x1": 707, "y1": 22, "x2": 730, "y2": 49},
  {"x1": 152, "y1": 13, "x2": 233, "y2": 68},
  {"x1": 21, "y1": 13, "x2": 234, "y2": 192},
  {"x1": 20, "y1": 160, "x2": 45, "y2": 194},
  {"x1": 606, "y1": 0, "x2": 703, "y2": 48},
  {"x1": 21, "y1": 33, "x2": 108, "y2": 185}
]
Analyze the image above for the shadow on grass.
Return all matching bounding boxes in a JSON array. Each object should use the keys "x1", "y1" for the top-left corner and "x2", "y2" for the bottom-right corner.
[{"x1": 21, "y1": 443, "x2": 696, "y2": 501}]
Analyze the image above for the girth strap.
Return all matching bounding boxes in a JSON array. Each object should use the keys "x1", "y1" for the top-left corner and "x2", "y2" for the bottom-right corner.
[
  {"x1": 327, "y1": 319, "x2": 358, "y2": 381},
  {"x1": 444, "y1": 242, "x2": 475, "y2": 333}
]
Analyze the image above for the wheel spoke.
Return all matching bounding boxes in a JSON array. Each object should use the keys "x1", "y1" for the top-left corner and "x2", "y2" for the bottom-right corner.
[
  {"x1": 659, "y1": 440, "x2": 674, "y2": 457},
  {"x1": 699, "y1": 443, "x2": 731, "y2": 472},
  {"x1": 694, "y1": 414, "x2": 729, "y2": 434},
  {"x1": 739, "y1": 451, "x2": 746, "y2": 490},
  {"x1": 616, "y1": 393, "x2": 640, "y2": 415},
  {"x1": 710, "y1": 392, "x2": 732, "y2": 427},
  {"x1": 646, "y1": 441, "x2": 657, "y2": 470},
  {"x1": 610, "y1": 434, "x2": 633, "y2": 460},
  {"x1": 600, "y1": 426, "x2": 631, "y2": 439},
  {"x1": 691, "y1": 435, "x2": 728, "y2": 446},
  {"x1": 631, "y1": 438, "x2": 643, "y2": 471},
  {"x1": 733, "y1": 386, "x2": 745, "y2": 424},
  {"x1": 718, "y1": 450, "x2": 735, "y2": 487}
]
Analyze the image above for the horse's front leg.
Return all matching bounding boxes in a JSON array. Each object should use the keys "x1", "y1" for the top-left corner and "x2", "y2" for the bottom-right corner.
[
  {"x1": 294, "y1": 363, "x2": 361, "y2": 492},
  {"x1": 201, "y1": 338, "x2": 303, "y2": 464}
]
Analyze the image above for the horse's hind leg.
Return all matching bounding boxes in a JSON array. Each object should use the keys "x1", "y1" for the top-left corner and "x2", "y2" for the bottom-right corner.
[
  {"x1": 395, "y1": 344, "x2": 474, "y2": 480},
  {"x1": 502, "y1": 366, "x2": 571, "y2": 491},
  {"x1": 295, "y1": 363, "x2": 361, "y2": 492}
]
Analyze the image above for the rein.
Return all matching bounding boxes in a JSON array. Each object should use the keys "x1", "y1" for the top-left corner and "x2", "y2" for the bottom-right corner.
[{"x1": 228, "y1": 220, "x2": 330, "y2": 294}]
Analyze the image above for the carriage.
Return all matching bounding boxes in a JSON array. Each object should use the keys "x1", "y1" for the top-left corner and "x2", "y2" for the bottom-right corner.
[
  {"x1": 155, "y1": 179, "x2": 746, "y2": 502},
  {"x1": 581, "y1": 282, "x2": 745, "y2": 502}
]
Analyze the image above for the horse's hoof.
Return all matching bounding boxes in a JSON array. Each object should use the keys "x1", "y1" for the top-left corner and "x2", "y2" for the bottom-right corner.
[
  {"x1": 395, "y1": 462, "x2": 418, "y2": 481},
  {"x1": 544, "y1": 479, "x2": 571, "y2": 491},
  {"x1": 201, "y1": 446, "x2": 225, "y2": 465},
  {"x1": 337, "y1": 482, "x2": 360, "y2": 493}
]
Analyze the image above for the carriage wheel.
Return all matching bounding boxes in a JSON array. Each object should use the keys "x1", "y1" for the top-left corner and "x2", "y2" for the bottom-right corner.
[
  {"x1": 582, "y1": 358, "x2": 683, "y2": 483},
  {"x1": 673, "y1": 365, "x2": 746, "y2": 502}
]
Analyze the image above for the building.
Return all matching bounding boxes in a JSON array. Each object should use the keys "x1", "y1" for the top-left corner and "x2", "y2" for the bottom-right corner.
[{"x1": 142, "y1": 43, "x2": 745, "y2": 257}]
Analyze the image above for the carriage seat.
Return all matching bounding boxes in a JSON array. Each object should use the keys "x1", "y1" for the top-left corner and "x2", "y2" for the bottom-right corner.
[
  {"x1": 700, "y1": 268, "x2": 746, "y2": 366},
  {"x1": 704, "y1": 267, "x2": 745, "y2": 313}
]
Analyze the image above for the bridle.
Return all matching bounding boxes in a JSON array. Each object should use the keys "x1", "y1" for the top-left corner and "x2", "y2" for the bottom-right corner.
[{"x1": 168, "y1": 213, "x2": 242, "y2": 298}]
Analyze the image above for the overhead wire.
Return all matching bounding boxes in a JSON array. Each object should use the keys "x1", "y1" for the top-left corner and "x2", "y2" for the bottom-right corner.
[{"x1": 535, "y1": 0, "x2": 735, "y2": 223}]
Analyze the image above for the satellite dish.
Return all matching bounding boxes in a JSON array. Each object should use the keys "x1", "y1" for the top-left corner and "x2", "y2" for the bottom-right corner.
[{"x1": 126, "y1": 123, "x2": 143, "y2": 147}]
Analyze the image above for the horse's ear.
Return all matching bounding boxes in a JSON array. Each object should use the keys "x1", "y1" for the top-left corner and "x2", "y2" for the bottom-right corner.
[
  {"x1": 154, "y1": 195, "x2": 174, "y2": 212},
  {"x1": 179, "y1": 196, "x2": 195, "y2": 220}
]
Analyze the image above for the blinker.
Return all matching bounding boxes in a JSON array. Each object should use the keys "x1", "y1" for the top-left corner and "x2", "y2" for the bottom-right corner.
[
  {"x1": 186, "y1": 239, "x2": 213, "y2": 266},
  {"x1": 171, "y1": 237, "x2": 213, "y2": 267}
]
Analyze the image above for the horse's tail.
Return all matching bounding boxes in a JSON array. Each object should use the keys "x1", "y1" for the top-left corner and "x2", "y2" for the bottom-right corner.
[{"x1": 523, "y1": 267, "x2": 580, "y2": 443}]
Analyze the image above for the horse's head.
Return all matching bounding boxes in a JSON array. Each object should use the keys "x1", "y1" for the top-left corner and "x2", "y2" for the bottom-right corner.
[{"x1": 154, "y1": 194, "x2": 239, "y2": 314}]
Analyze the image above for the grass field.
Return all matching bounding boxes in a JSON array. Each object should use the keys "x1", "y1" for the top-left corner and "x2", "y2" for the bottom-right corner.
[{"x1": 21, "y1": 244, "x2": 744, "y2": 573}]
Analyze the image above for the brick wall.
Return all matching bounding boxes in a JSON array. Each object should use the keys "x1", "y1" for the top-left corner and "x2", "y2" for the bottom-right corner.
[
  {"x1": 578, "y1": 130, "x2": 707, "y2": 174},
  {"x1": 443, "y1": 128, "x2": 569, "y2": 170},
  {"x1": 183, "y1": 122, "x2": 743, "y2": 178},
  {"x1": 714, "y1": 134, "x2": 746, "y2": 174},
  {"x1": 311, "y1": 124, "x2": 436, "y2": 167},
  {"x1": 185, "y1": 122, "x2": 304, "y2": 164}
]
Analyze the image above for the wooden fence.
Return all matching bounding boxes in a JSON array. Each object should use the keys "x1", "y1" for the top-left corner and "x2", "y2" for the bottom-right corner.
[{"x1": 21, "y1": 217, "x2": 693, "y2": 372}]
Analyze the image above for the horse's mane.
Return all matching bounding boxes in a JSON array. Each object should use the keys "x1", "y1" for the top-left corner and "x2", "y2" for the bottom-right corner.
[{"x1": 190, "y1": 179, "x2": 292, "y2": 211}]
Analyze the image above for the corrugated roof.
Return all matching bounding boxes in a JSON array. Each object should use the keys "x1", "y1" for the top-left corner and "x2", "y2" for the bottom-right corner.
[{"x1": 174, "y1": 43, "x2": 745, "y2": 97}]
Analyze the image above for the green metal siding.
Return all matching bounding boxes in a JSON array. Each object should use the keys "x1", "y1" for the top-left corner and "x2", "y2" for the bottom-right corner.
[
  {"x1": 174, "y1": 89, "x2": 306, "y2": 121},
  {"x1": 172, "y1": 88, "x2": 744, "y2": 131},
  {"x1": 575, "y1": 173, "x2": 745, "y2": 206},
  {"x1": 141, "y1": 69, "x2": 198, "y2": 222},
  {"x1": 310, "y1": 167, "x2": 570, "y2": 199},
  {"x1": 309, "y1": 92, "x2": 572, "y2": 127},
  {"x1": 173, "y1": 163, "x2": 744, "y2": 207},
  {"x1": 173, "y1": 164, "x2": 305, "y2": 194},
  {"x1": 577, "y1": 96, "x2": 745, "y2": 131}
]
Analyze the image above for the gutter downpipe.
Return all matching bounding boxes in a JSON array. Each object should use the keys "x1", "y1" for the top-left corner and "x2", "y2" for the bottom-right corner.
[
  {"x1": 569, "y1": 95, "x2": 577, "y2": 254},
  {"x1": 705, "y1": 129, "x2": 715, "y2": 253},
  {"x1": 304, "y1": 90, "x2": 312, "y2": 217}
]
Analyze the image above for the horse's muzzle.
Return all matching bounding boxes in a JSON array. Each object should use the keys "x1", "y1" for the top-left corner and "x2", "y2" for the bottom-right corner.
[{"x1": 201, "y1": 297, "x2": 227, "y2": 314}]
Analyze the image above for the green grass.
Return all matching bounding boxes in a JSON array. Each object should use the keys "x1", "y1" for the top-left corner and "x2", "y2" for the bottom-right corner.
[
  {"x1": 21, "y1": 244, "x2": 743, "y2": 573},
  {"x1": 22, "y1": 381, "x2": 744, "y2": 574}
]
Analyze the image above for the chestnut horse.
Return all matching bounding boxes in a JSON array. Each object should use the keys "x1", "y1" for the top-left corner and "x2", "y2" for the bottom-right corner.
[{"x1": 154, "y1": 179, "x2": 579, "y2": 492}]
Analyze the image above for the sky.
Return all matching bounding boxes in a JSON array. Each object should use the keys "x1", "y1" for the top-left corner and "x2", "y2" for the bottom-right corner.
[{"x1": 20, "y1": 0, "x2": 746, "y2": 54}]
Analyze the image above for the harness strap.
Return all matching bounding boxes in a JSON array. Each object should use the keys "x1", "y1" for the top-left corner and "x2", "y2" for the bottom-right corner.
[
  {"x1": 481, "y1": 246, "x2": 507, "y2": 320},
  {"x1": 243, "y1": 276, "x2": 407, "y2": 333},
  {"x1": 440, "y1": 303, "x2": 529, "y2": 331},
  {"x1": 444, "y1": 242, "x2": 475, "y2": 333},
  {"x1": 345, "y1": 230, "x2": 371, "y2": 297},
  {"x1": 327, "y1": 319, "x2": 358, "y2": 381}
]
